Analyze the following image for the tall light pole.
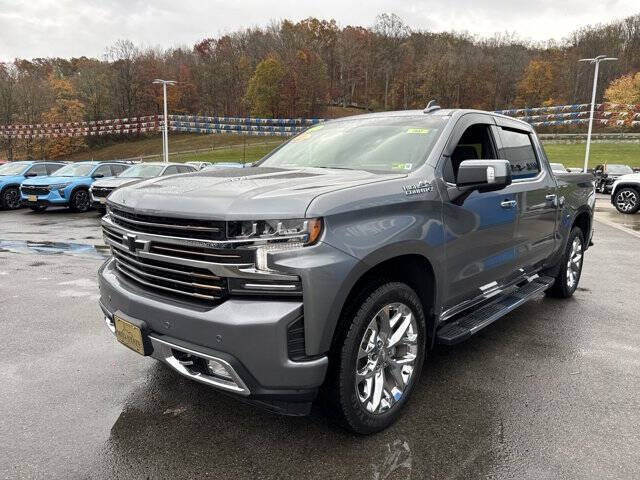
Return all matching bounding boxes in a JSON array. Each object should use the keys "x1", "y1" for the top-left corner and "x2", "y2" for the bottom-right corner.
[
  {"x1": 578, "y1": 55, "x2": 617, "y2": 172},
  {"x1": 153, "y1": 79, "x2": 176, "y2": 163}
]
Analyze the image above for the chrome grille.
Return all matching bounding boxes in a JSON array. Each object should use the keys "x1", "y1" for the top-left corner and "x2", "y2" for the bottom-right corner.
[
  {"x1": 112, "y1": 247, "x2": 227, "y2": 302},
  {"x1": 21, "y1": 186, "x2": 49, "y2": 196},
  {"x1": 109, "y1": 207, "x2": 225, "y2": 240},
  {"x1": 149, "y1": 242, "x2": 253, "y2": 264}
]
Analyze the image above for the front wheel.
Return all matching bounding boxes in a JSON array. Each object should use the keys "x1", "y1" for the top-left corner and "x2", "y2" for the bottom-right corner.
[
  {"x1": 1, "y1": 187, "x2": 21, "y2": 210},
  {"x1": 614, "y1": 187, "x2": 640, "y2": 214},
  {"x1": 548, "y1": 227, "x2": 585, "y2": 298},
  {"x1": 70, "y1": 189, "x2": 91, "y2": 212},
  {"x1": 327, "y1": 282, "x2": 426, "y2": 434}
]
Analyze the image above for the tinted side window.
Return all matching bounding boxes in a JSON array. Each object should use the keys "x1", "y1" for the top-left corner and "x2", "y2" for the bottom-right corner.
[
  {"x1": 92, "y1": 165, "x2": 113, "y2": 178},
  {"x1": 46, "y1": 163, "x2": 64, "y2": 175},
  {"x1": 177, "y1": 165, "x2": 193, "y2": 173},
  {"x1": 163, "y1": 166, "x2": 179, "y2": 175},
  {"x1": 110, "y1": 164, "x2": 128, "y2": 175},
  {"x1": 26, "y1": 164, "x2": 48, "y2": 176},
  {"x1": 499, "y1": 128, "x2": 540, "y2": 180}
]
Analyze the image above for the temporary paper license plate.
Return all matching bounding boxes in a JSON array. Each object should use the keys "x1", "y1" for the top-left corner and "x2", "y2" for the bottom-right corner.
[
  {"x1": 114, "y1": 314, "x2": 145, "y2": 355},
  {"x1": 27, "y1": 195, "x2": 37, "y2": 202}
]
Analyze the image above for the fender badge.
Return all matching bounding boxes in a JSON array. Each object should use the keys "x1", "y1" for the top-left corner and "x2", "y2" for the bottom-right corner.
[{"x1": 403, "y1": 180, "x2": 433, "y2": 196}]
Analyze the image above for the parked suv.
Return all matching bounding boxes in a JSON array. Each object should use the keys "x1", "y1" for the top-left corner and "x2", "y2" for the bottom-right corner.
[
  {"x1": 0, "y1": 161, "x2": 65, "y2": 209},
  {"x1": 98, "y1": 108, "x2": 594, "y2": 433},
  {"x1": 610, "y1": 173, "x2": 640, "y2": 214},
  {"x1": 90, "y1": 162, "x2": 197, "y2": 211},
  {"x1": 20, "y1": 161, "x2": 130, "y2": 212}
]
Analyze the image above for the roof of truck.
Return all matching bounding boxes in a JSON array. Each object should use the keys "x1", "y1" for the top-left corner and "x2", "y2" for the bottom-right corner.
[{"x1": 327, "y1": 108, "x2": 532, "y2": 129}]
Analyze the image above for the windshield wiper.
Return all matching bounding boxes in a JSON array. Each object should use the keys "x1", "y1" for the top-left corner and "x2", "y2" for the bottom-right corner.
[{"x1": 313, "y1": 165, "x2": 357, "y2": 171}]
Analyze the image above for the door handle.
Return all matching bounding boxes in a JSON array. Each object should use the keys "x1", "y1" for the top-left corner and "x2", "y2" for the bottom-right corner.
[
  {"x1": 545, "y1": 194, "x2": 558, "y2": 206},
  {"x1": 500, "y1": 199, "x2": 517, "y2": 209}
]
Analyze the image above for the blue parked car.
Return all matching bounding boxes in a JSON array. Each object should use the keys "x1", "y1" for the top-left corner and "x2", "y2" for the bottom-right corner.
[
  {"x1": 0, "y1": 161, "x2": 65, "y2": 210},
  {"x1": 20, "y1": 161, "x2": 131, "y2": 212}
]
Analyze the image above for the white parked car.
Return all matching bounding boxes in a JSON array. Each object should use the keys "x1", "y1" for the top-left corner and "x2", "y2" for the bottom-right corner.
[{"x1": 611, "y1": 173, "x2": 640, "y2": 214}]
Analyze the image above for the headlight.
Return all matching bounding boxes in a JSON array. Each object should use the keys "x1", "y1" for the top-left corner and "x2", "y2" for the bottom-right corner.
[
  {"x1": 227, "y1": 218, "x2": 323, "y2": 271},
  {"x1": 49, "y1": 183, "x2": 71, "y2": 191},
  {"x1": 227, "y1": 218, "x2": 322, "y2": 245}
]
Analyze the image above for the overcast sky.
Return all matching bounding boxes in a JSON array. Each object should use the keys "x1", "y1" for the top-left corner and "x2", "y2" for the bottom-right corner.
[{"x1": 1, "y1": 0, "x2": 638, "y2": 61}]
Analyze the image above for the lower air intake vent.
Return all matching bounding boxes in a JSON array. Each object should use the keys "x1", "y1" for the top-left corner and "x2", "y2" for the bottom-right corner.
[{"x1": 287, "y1": 317, "x2": 306, "y2": 361}]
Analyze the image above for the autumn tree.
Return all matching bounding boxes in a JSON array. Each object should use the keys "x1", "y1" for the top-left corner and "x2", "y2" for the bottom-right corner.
[
  {"x1": 246, "y1": 56, "x2": 284, "y2": 117},
  {"x1": 604, "y1": 72, "x2": 640, "y2": 104},
  {"x1": 515, "y1": 59, "x2": 556, "y2": 106},
  {"x1": 42, "y1": 73, "x2": 86, "y2": 158}
]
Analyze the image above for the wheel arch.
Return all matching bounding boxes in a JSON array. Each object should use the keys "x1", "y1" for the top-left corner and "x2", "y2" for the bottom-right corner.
[
  {"x1": 572, "y1": 208, "x2": 592, "y2": 247},
  {"x1": 328, "y1": 247, "x2": 440, "y2": 355}
]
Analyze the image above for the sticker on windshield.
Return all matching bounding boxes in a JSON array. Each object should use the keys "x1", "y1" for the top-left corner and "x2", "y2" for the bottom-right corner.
[
  {"x1": 392, "y1": 163, "x2": 413, "y2": 170},
  {"x1": 406, "y1": 128, "x2": 430, "y2": 134},
  {"x1": 290, "y1": 125, "x2": 324, "y2": 143}
]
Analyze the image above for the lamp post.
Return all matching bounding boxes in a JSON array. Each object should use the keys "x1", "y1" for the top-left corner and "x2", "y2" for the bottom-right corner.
[
  {"x1": 578, "y1": 55, "x2": 617, "y2": 173},
  {"x1": 153, "y1": 79, "x2": 176, "y2": 163}
]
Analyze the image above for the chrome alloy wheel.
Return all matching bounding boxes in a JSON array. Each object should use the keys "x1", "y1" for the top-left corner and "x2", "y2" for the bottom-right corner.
[
  {"x1": 355, "y1": 302, "x2": 418, "y2": 415},
  {"x1": 566, "y1": 237, "x2": 583, "y2": 290},
  {"x1": 615, "y1": 190, "x2": 638, "y2": 213}
]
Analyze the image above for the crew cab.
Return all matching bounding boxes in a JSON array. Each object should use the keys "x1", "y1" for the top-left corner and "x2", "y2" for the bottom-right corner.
[
  {"x1": 98, "y1": 108, "x2": 594, "y2": 434},
  {"x1": 0, "y1": 161, "x2": 65, "y2": 209},
  {"x1": 90, "y1": 162, "x2": 197, "y2": 211},
  {"x1": 594, "y1": 163, "x2": 634, "y2": 193},
  {"x1": 20, "y1": 161, "x2": 130, "y2": 212}
]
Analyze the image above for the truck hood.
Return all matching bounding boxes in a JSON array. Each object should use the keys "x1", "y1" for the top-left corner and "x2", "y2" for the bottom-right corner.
[
  {"x1": 107, "y1": 166, "x2": 406, "y2": 219},
  {"x1": 92, "y1": 177, "x2": 142, "y2": 189}
]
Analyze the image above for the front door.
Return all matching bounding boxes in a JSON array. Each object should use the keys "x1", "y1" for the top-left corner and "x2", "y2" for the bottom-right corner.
[{"x1": 439, "y1": 115, "x2": 520, "y2": 311}]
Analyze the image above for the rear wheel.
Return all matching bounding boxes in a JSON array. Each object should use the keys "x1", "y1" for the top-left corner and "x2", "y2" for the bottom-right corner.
[
  {"x1": 614, "y1": 187, "x2": 640, "y2": 214},
  {"x1": 1, "y1": 187, "x2": 21, "y2": 210},
  {"x1": 326, "y1": 282, "x2": 426, "y2": 434},
  {"x1": 70, "y1": 189, "x2": 90, "y2": 212},
  {"x1": 548, "y1": 227, "x2": 584, "y2": 298}
]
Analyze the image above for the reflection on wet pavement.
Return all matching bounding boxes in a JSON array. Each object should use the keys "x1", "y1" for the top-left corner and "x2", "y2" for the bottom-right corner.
[{"x1": 0, "y1": 239, "x2": 109, "y2": 259}]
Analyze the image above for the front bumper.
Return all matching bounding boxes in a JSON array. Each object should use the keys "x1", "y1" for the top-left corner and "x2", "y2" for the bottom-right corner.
[
  {"x1": 98, "y1": 258, "x2": 328, "y2": 412},
  {"x1": 20, "y1": 188, "x2": 69, "y2": 206},
  {"x1": 90, "y1": 191, "x2": 107, "y2": 209}
]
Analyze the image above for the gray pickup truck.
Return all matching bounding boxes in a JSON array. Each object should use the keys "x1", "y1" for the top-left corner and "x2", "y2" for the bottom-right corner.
[{"x1": 98, "y1": 107, "x2": 595, "y2": 434}]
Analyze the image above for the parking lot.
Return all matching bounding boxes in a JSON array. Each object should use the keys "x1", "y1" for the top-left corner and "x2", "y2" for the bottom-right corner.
[{"x1": 1, "y1": 194, "x2": 639, "y2": 479}]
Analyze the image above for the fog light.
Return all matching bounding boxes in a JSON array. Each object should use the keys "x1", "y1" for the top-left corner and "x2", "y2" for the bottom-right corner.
[{"x1": 207, "y1": 359, "x2": 232, "y2": 379}]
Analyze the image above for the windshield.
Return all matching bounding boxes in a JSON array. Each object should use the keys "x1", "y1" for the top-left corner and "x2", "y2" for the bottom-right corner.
[
  {"x1": 119, "y1": 164, "x2": 164, "y2": 178},
  {"x1": 54, "y1": 163, "x2": 95, "y2": 177},
  {"x1": 0, "y1": 162, "x2": 29, "y2": 176},
  {"x1": 259, "y1": 116, "x2": 447, "y2": 173},
  {"x1": 607, "y1": 164, "x2": 633, "y2": 174}
]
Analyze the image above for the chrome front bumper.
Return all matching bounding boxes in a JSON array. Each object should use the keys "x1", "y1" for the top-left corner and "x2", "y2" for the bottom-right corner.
[{"x1": 103, "y1": 308, "x2": 250, "y2": 395}]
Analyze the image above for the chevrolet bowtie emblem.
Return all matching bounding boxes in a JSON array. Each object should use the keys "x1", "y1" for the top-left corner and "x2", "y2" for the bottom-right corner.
[{"x1": 122, "y1": 234, "x2": 146, "y2": 253}]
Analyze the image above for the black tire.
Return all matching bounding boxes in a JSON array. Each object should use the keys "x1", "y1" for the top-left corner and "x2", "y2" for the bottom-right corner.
[
  {"x1": 0, "y1": 186, "x2": 21, "y2": 210},
  {"x1": 326, "y1": 282, "x2": 426, "y2": 434},
  {"x1": 547, "y1": 227, "x2": 585, "y2": 298},
  {"x1": 70, "y1": 189, "x2": 91, "y2": 212},
  {"x1": 29, "y1": 205, "x2": 47, "y2": 212},
  {"x1": 613, "y1": 187, "x2": 640, "y2": 214}
]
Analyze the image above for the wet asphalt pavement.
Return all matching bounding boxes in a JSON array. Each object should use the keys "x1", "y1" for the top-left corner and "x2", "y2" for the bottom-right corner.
[{"x1": 1, "y1": 197, "x2": 639, "y2": 479}]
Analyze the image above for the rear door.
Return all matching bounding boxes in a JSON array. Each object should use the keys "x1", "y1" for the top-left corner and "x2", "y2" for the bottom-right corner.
[{"x1": 495, "y1": 120, "x2": 558, "y2": 272}]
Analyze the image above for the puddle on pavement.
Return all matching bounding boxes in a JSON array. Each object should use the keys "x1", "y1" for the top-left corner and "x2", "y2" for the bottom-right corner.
[{"x1": 0, "y1": 239, "x2": 109, "y2": 259}]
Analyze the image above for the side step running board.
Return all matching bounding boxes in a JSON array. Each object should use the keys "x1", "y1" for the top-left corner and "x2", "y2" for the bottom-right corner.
[{"x1": 436, "y1": 276, "x2": 555, "y2": 345}]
